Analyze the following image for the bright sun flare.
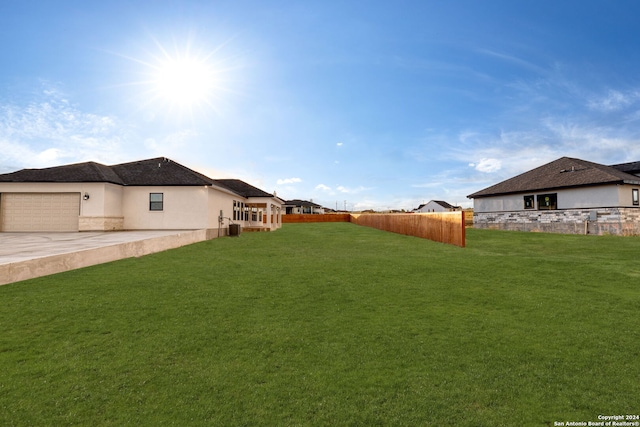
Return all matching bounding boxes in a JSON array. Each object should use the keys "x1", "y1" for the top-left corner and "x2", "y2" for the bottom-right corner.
[
  {"x1": 119, "y1": 35, "x2": 238, "y2": 118},
  {"x1": 154, "y1": 56, "x2": 216, "y2": 108}
]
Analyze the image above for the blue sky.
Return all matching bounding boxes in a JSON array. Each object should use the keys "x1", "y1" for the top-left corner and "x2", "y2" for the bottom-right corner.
[{"x1": 2, "y1": 1, "x2": 640, "y2": 210}]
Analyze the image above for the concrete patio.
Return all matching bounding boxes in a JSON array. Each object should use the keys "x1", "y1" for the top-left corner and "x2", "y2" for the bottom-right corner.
[{"x1": 0, "y1": 230, "x2": 213, "y2": 286}]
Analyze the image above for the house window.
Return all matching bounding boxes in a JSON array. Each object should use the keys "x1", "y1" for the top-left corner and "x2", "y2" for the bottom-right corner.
[
  {"x1": 524, "y1": 195, "x2": 535, "y2": 209},
  {"x1": 233, "y1": 200, "x2": 246, "y2": 221},
  {"x1": 633, "y1": 189, "x2": 639, "y2": 206},
  {"x1": 149, "y1": 193, "x2": 163, "y2": 211},
  {"x1": 537, "y1": 193, "x2": 557, "y2": 210}
]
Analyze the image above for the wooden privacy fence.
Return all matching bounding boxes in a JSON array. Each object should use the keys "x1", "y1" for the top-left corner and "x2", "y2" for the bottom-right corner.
[
  {"x1": 282, "y1": 212, "x2": 466, "y2": 247},
  {"x1": 351, "y1": 212, "x2": 465, "y2": 247},
  {"x1": 282, "y1": 214, "x2": 352, "y2": 223}
]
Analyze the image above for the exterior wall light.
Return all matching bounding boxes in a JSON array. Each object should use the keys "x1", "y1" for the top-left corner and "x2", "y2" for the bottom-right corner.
[{"x1": 83, "y1": 193, "x2": 90, "y2": 200}]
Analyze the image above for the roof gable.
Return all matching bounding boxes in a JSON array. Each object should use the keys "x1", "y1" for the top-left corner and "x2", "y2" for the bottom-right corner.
[
  {"x1": 110, "y1": 158, "x2": 214, "y2": 186},
  {"x1": 468, "y1": 157, "x2": 640, "y2": 199},
  {"x1": 431, "y1": 200, "x2": 455, "y2": 209}
]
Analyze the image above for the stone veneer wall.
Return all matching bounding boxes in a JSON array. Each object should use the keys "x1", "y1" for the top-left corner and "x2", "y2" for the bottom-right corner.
[{"x1": 474, "y1": 208, "x2": 640, "y2": 236}]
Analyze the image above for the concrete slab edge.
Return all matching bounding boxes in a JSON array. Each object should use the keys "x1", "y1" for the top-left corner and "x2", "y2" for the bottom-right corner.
[{"x1": 0, "y1": 230, "x2": 210, "y2": 286}]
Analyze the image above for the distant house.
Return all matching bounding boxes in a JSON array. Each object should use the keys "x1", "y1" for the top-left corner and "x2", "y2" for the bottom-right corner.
[
  {"x1": 0, "y1": 157, "x2": 284, "y2": 233},
  {"x1": 283, "y1": 199, "x2": 325, "y2": 214},
  {"x1": 413, "y1": 200, "x2": 460, "y2": 213},
  {"x1": 467, "y1": 157, "x2": 640, "y2": 235}
]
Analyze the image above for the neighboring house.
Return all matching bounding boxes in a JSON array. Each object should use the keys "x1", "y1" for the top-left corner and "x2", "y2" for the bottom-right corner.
[
  {"x1": 283, "y1": 199, "x2": 325, "y2": 214},
  {"x1": 467, "y1": 156, "x2": 640, "y2": 235},
  {"x1": 0, "y1": 157, "x2": 284, "y2": 233},
  {"x1": 413, "y1": 200, "x2": 460, "y2": 213}
]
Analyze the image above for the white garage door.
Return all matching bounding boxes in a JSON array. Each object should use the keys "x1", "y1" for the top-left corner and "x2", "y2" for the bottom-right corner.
[{"x1": 1, "y1": 193, "x2": 80, "y2": 232}]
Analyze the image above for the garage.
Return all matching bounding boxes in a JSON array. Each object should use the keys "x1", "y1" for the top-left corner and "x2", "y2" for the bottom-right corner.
[{"x1": 1, "y1": 193, "x2": 80, "y2": 232}]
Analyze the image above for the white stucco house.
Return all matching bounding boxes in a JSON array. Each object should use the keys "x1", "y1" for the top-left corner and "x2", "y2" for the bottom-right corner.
[
  {"x1": 467, "y1": 157, "x2": 640, "y2": 235},
  {"x1": 0, "y1": 157, "x2": 284, "y2": 234},
  {"x1": 283, "y1": 199, "x2": 325, "y2": 214},
  {"x1": 413, "y1": 200, "x2": 460, "y2": 213}
]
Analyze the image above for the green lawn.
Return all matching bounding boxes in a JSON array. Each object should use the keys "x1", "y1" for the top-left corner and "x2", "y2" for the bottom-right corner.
[{"x1": 1, "y1": 224, "x2": 639, "y2": 426}]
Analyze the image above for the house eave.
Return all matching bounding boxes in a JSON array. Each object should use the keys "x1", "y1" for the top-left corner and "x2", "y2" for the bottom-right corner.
[
  {"x1": 468, "y1": 180, "x2": 629, "y2": 199},
  {"x1": 0, "y1": 180, "x2": 125, "y2": 185},
  {"x1": 123, "y1": 183, "x2": 214, "y2": 187}
]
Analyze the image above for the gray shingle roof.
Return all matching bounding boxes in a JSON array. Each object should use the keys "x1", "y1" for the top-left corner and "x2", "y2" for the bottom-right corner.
[
  {"x1": 0, "y1": 161, "x2": 125, "y2": 184},
  {"x1": 0, "y1": 157, "x2": 215, "y2": 186},
  {"x1": 468, "y1": 157, "x2": 640, "y2": 199},
  {"x1": 110, "y1": 158, "x2": 215, "y2": 186},
  {"x1": 414, "y1": 200, "x2": 458, "y2": 210},
  {"x1": 0, "y1": 158, "x2": 277, "y2": 200},
  {"x1": 284, "y1": 199, "x2": 322, "y2": 208},
  {"x1": 213, "y1": 179, "x2": 275, "y2": 198},
  {"x1": 611, "y1": 160, "x2": 640, "y2": 176},
  {"x1": 433, "y1": 200, "x2": 456, "y2": 209}
]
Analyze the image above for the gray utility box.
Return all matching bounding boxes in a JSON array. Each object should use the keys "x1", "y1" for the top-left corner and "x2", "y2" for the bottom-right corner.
[{"x1": 229, "y1": 224, "x2": 242, "y2": 236}]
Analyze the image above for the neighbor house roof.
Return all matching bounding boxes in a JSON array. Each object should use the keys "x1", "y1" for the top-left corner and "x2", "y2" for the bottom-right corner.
[
  {"x1": 611, "y1": 160, "x2": 640, "y2": 176},
  {"x1": 0, "y1": 157, "x2": 278, "y2": 200},
  {"x1": 415, "y1": 200, "x2": 458, "y2": 210},
  {"x1": 432, "y1": 200, "x2": 456, "y2": 209},
  {"x1": 468, "y1": 157, "x2": 640, "y2": 199},
  {"x1": 284, "y1": 199, "x2": 323, "y2": 208}
]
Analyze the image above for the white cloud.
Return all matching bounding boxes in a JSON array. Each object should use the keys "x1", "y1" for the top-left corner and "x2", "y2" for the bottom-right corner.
[
  {"x1": 276, "y1": 177, "x2": 302, "y2": 185},
  {"x1": 541, "y1": 118, "x2": 640, "y2": 162},
  {"x1": 587, "y1": 89, "x2": 639, "y2": 112},
  {"x1": 37, "y1": 148, "x2": 62, "y2": 164},
  {"x1": 0, "y1": 84, "x2": 126, "y2": 169},
  {"x1": 0, "y1": 139, "x2": 53, "y2": 172},
  {"x1": 474, "y1": 158, "x2": 502, "y2": 173},
  {"x1": 336, "y1": 142, "x2": 343, "y2": 147},
  {"x1": 313, "y1": 183, "x2": 374, "y2": 197},
  {"x1": 336, "y1": 185, "x2": 370, "y2": 194}
]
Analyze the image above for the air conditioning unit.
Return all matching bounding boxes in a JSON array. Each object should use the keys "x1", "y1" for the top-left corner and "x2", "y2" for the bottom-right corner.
[{"x1": 229, "y1": 223, "x2": 242, "y2": 236}]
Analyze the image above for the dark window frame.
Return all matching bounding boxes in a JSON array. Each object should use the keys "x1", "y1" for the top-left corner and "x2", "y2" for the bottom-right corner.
[
  {"x1": 633, "y1": 189, "x2": 639, "y2": 206},
  {"x1": 537, "y1": 193, "x2": 557, "y2": 210},
  {"x1": 524, "y1": 195, "x2": 535, "y2": 209},
  {"x1": 149, "y1": 193, "x2": 164, "y2": 211}
]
